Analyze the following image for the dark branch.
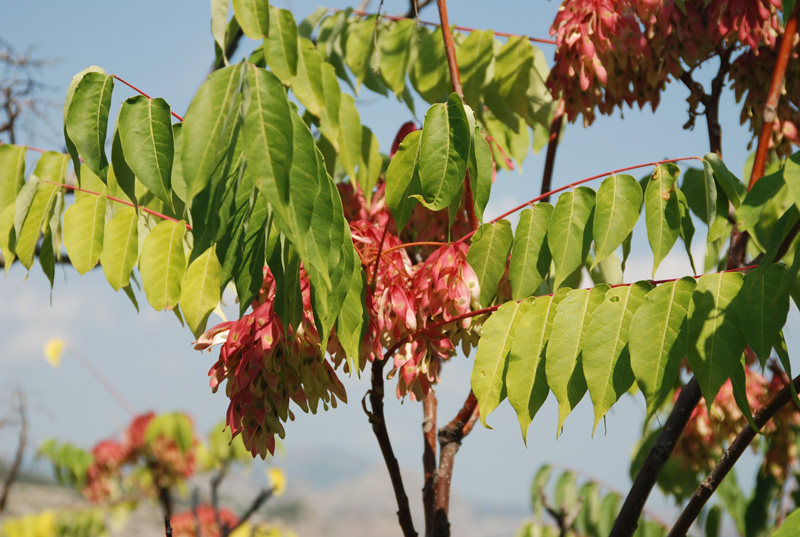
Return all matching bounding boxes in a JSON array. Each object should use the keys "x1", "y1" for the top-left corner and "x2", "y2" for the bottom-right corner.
[
  {"x1": 225, "y1": 488, "x2": 273, "y2": 536},
  {"x1": 404, "y1": 0, "x2": 436, "y2": 19},
  {"x1": 610, "y1": 378, "x2": 702, "y2": 537},
  {"x1": 0, "y1": 390, "x2": 27, "y2": 513},
  {"x1": 667, "y1": 373, "x2": 800, "y2": 536},
  {"x1": 422, "y1": 392, "x2": 438, "y2": 537},
  {"x1": 540, "y1": 100, "x2": 565, "y2": 202},
  {"x1": 364, "y1": 359, "x2": 418, "y2": 537}
]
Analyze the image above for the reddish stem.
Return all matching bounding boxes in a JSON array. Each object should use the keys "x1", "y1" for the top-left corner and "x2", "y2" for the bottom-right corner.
[
  {"x1": 381, "y1": 241, "x2": 448, "y2": 257},
  {"x1": 42, "y1": 180, "x2": 191, "y2": 230},
  {"x1": 349, "y1": 9, "x2": 558, "y2": 45},
  {"x1": 112, "y1": 74, "x2": 185, "y2": 122},
  {"x1": 749, "y1": 4, "x2": 800, "y2": 190},
  {"x1": 422, "y1": 392, "x2": 438, "y2": 536}
]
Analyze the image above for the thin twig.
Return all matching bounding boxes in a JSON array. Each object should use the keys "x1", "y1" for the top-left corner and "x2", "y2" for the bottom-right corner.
[
  {"x1": 225, "y1": 488, "x2": 273, "y2": 536},
  {"x1": 0, "y1": 390, "x2": 27, "y2": 513},
  {"x1": 191, "y1": 488, "x2": 203, "y2": 537},
  {"x1": 540, "y1": 100, "x2": 565, "y2": 202},
  {"x1": 365, "y1": 360, "x2": 418, "y2": 537},
  {"x1": 667, "y1": 374, "x2": 800, "y2": 536}
]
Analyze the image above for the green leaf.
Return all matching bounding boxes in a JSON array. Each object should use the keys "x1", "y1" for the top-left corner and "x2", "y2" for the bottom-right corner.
[
  {"x1": 110, "y1": 122, "x2": 137, "y2": 205},
  {"x1": 466, "y1": 220, "x2": 514, "y2": 307},
  {"x1": 357, "y1": 126, "x2": 382, "y2": 204},
  {"x1": 583, "y1": 281, "x2": 650, "y2": 433},
  {"x1": 468, "y1": 127, "x2": 493, "y2": 222},
  {"x1": 233, "y1": 191, "x2": 270, "y2": 312},
  {"x1": 211, "y1": 0, "x2": 229, "y2": 62},
  {"x1": 292, "y1": 38, "x2": 326, "y2": 117},
  {"x1": 63, "y1": 193, "x2": 106, "y2": 275},
  {"x1": 336, "y1": 256, "x2": 367, "y2": 372},
  {"x1": 687, "y1": 272, "x2": 745, "y2": 410},
  {"x1": 266, "y1": 7, "x2": 298, "y2": 84},
  {"x1": 772, "y1": 508, "x2": 800, "y2": 537},
  {"x1": 65, "y1": 71, "x2": 114, "y2": 181},
  {"x1": 730, "y1": 355, "x2": 760, "y2": 434},
  {"x1": 736, "y1": 169, "x2": 784, "y2": 247},
  {"x1": 0, "y1": 144, "x2": 25, "y2": 214},
  {"x1": 494, "y1": 36, "x2": 534, "y2": 120},
  {"x1": 471, "y1": 300, "x2": 528, "y2": 428},
  {"x1": 409, "y1": 27, "x2": 449, "y2": 104},
  {"x1": 414, "y1": 93, "x2": 471, "y2": 211},
  {"x1": 232, "y1": 0, "x2": 269, "y2": 40},
  {"x1": 704, "y1": 153, "x2": 745, "y2": 208},
  {"x1": 509, "y1": 204, "x2": 553, "y2": 300},
  {"x1": 181, "y1": 65, "x2": 243, "y2": 203},
  {"x1": 139, "y1": 219, "x2": 187, "y2": 311},
  {"x1": 63, "y1": 66, "x2": 106, "y2": 181},
  {"x1": 118, "y1": 96, "x2": 174, "y2": 206},
  {"x1": 458, "y1": 29, "x2": 494, "y2": 111},
  {"x1": 337, "y1": 94, "x2": 362, "y2": 180},
  {"x1": 180, "y1": 245, "x2": 222, "y2": 338},
  {"x1": 644, "y1": 163, "x2": 681, "y2": 277},
  {"x1": 630, "y1": 277, "x2": 696, "y2": 422},
  {"x1": 33, "y1": 151, "x2": 71, "y2": 187},
  {"x1": 385, "y1": 129, "x2": 421, "y2": 231},
  {"x1": 100, "y1": 206, "x2": 139, "y2": 291},
  {"x1": 316, "y1": 64, "x2": 343, "y2": 148},
  {"x1": 14, "y1": 177, "x2": 60, "y2": 270},
  {"x1": 378, "y1": 19, "x2": 416, "y2": 97},
  {"x1": 676, "y1": 188, "x2": 697, "y2": 275},
  {"x1": 344, "y1": 16, "x2": 378, "y2": 93},
  {"x1": 243, "y1": 65, "x2": 293, "y2": 201},
  {"x1": 738, "y1": 264, "x2": 789, "y2": 365},
  {"x1": 507, "y1": 290, "x2": 567, "y2": 443},
  {"x1": 548, "y1": 186, "x2": 595, "y2": 288},
  {"x1": 546, "y1": 285, "x2": 608, "y2": 435},
  {"x1": 592, "y1": 174, "x2": 642, "y2": 269}
]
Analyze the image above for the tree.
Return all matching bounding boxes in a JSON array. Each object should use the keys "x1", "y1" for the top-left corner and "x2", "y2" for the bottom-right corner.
[{"x1": 1, "y1": 1, "x2": 800, "y2": 536}]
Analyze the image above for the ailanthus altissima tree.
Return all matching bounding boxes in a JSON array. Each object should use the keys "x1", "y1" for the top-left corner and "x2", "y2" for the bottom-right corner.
[{"x1": 2, "y1": 1, "x2": 800, "y2": 536}]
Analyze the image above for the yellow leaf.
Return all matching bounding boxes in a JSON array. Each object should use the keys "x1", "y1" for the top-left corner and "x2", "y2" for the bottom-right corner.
[
  {"x1": 267, "y1": 467, "x2": 286, "y2": 497},
  {"x1": 43, "y1": 339, "x2": 66, "y2": 367}
]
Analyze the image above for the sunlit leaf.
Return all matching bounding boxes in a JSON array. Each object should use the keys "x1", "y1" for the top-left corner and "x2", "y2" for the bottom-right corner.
[
  {"x1": 583, "y1": 281, "x2": 650, "y2": 432},
  {"x1": 232, "y1": 0, "x2": 269, "y2": 40},
  {"x1": 644, "y1": 163, "x2": 681, "y2": 277},
  {"x1": 467, "y1": 220, "x2": 513, "y2": 307},
  {"x1": 44, "y1": 338, "x2": 67, "y2": 368},
  {"x1": 592, "y1": 174, "x2": 642, "y2": 268},
  {"x1": 509, "y1": 204, "x2": 553, "y2": 300},
  {"x1": 65, "y1": 71, "x2": 114, "y2": 181},
  {"x1": 738, "y1": 264, "x2": 790, "y2": 366},
  {"x1": 139, "y1": 219, "x2": 187, "y2": 311},
  {"x1": 471, "y1": 300, "x2": 528, "y2": 428},
  {"x1": 180, "y1": 245, "x2": 222, "y2": 338},
  {"x1": 378, "y1": 19, "x2": 416, "y2": 97},
  {"x1": 63, "y1": 193, "x2": 106, "y2": 275},
  {"x1": 337, "y1": 94, "x2": 362, "y2": 180},
  {"x1": 548, "y1": 186, "x2": 595, "y2": 288},
  {"x1": 100, "y1": 206, "x2": 139, "y2": 291},
  {"x1": 266, "y1": 6, "x2": 298, "y2": 84},
  {"x1": 705, "y1": 153, "x2": 745, "y2": 208},
  {"x1": 458, "y1": 29, "x2": 494, "y2": 111},
  {"x1": 0, "y1": 144, "x2": 25, "y2": 214},
  {"x1": 385, "y1": 130, "x2": 421, "y2": 231}
]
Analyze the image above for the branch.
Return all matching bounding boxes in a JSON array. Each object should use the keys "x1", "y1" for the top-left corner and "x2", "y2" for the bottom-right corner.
[
  {"x1": 539, "y1": 485, "x2": 582, "y2": 537},
  {"x1": 0, "y1": 390, "x2": 27, "y2": 513},
  {"x1": 225, "y1": 488, "x2": 273, "y2": 536},
  {"x1": 422, "y1": 392, "x2": 438, "y2": 537},
  {"x1": 364, "y1": 359, "x2": 418, "y2": 537},
  {"x1": 404, "y1": 0, "x2": 435, "y2": 19},
  {"x1": 667, "y1": 373, "x2": 800, "y2": 536},
  {"x1": 609, "y1": 378, "x2": 702, "y2": 537},
  {"x1": 540, "y1": 100, "x2": 565, "y2": 202},
  {"x1": 432, "y1": 390, "x2": 479, "y2": 537}
]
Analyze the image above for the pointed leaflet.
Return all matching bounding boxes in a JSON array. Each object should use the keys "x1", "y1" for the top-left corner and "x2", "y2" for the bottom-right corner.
[
  {"x1": 509, "y1": 204, "x2": 553, "y2": 300},
  {"x1": 336, "y1": 253, "x2": 367, "y2": 371},
  {"x1": 471, "y1": 300, "x2": 528, "y2": 428},
  {"x1": 735, "y1": 170, "x2": 784, "y2": 247},
  {"x1": 292, "y1": 38, "x2": 326, "y2": 118},
  {"x1": 344, "y1": 16, "x2": 378, "y2": 93},
  {"x1": 784, "y1": 152, "x2": 800, "y2": 211},
  {"x1": 467, "y1": 220, "x2": 514, "y2": 307},
  {"x1": 644, "y1": 163, "x2": 681, "y2": 277},
  {"x1": 0, "y1": 205, "x2": 15, "y2": 271},
  {"x1": 266, "y1": 7, "x2": 298, "y2": 84},
  {"x1": 63, "y1": 193, "x2": 106, "y2": 275},
  {"x1": 738, "y1": 264, "x2": 790, "y2": 365},
  {"x1": 65, "y1": 71, "x2": 114, "y2": 181},
  {"x1": 234, "y1": 191, "x2": 270, "y2": 313},
  {"x1": 468, "y1": 127, "x2": 493, "y2": 223},
  {"x1": 181, "y1": 65, "x2": 243, "y2": 203},
  {"x1": 63, "y1": 66, "x2": 105, "y2": 181},
  {"x1": 507, "y1": 289, "x2": 568, "y2": 443},
  {"x1": 409, "y1": 27, "x2": 449, "y2": 104},
  {"x1": 180, "y1": 245, "x2": 222, "y2": 338},
  {"x1": 494, "y1": 36, "x2": 534, "y2": 120},
  {"x1": 687, "y1": 272, "x2": 746, "y2": 410},
  {"x1": 592, "y1": 174, "x2": 642, "y2": 269},
  {"x1": 357, "y1": 126, "x2": 381, "y2": 204},
  {"x1": 100, "y1": 206, "x2": 139, "y2": 291},
  {"x1": 676, "y1": 188, "x2": 697, "y2": 275},
  {"x1": 546, "y1": 285, "x2": 608, "y2": 435},
  {"x1": 211, "y1": 0, "x2": 229, "y2": 62},
  {"x1": 378, "y1": 18, "x2": 416, "y2": 97},
  {"x1": 139, "y1": 219, "x2": 187, "y2": 311},
  {"x1": 337, "y1": 94, "x2": 362, "y2": 180},
  {"x1": 232, "y1": 0, "x2": 269, "y2": 40},
  {"x1": 415, "y1": 93, "x2": 471, "y2": 211},
  {"x1": 583, "y1": 281, "x2": 651, "y2": 432},
  {"x1": 316, "y1": 64, "x2": 343, "y2": 149},
  {"x1": 118, "y1": 96, "x2": 174, "y2": 205},
  {"x1": 111, "y1": 118, "x2": 137, "y2": 205},
  {"x1": 243, "y1": 65, "x2": 293, "y2": 201},
  {"x1": 630, "y1": 277, "x2": 696, "y2": 421},
  {"x1": 457, "y1": 29, "x2": 494, "y2": 111},
  {"x1": 385, "y1": 130, "x2": 421, "y2": 231},
  {"x1": 730, "y1": 355, "x2": 760, "y2": 434},
  {"x1": 705, "y1": 153, "x2": 745, "y2": 208},
  {"x1": 548, "y1": 186, "x2": 596, "y2": 289},
  {"x1": 0, "y1": 144, "x2": 25, "y2": 214}
]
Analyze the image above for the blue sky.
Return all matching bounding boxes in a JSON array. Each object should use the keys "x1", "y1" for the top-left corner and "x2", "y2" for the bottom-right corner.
[{"x1": 2, "y1": 0, "x2": 797, "y2": 526}]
